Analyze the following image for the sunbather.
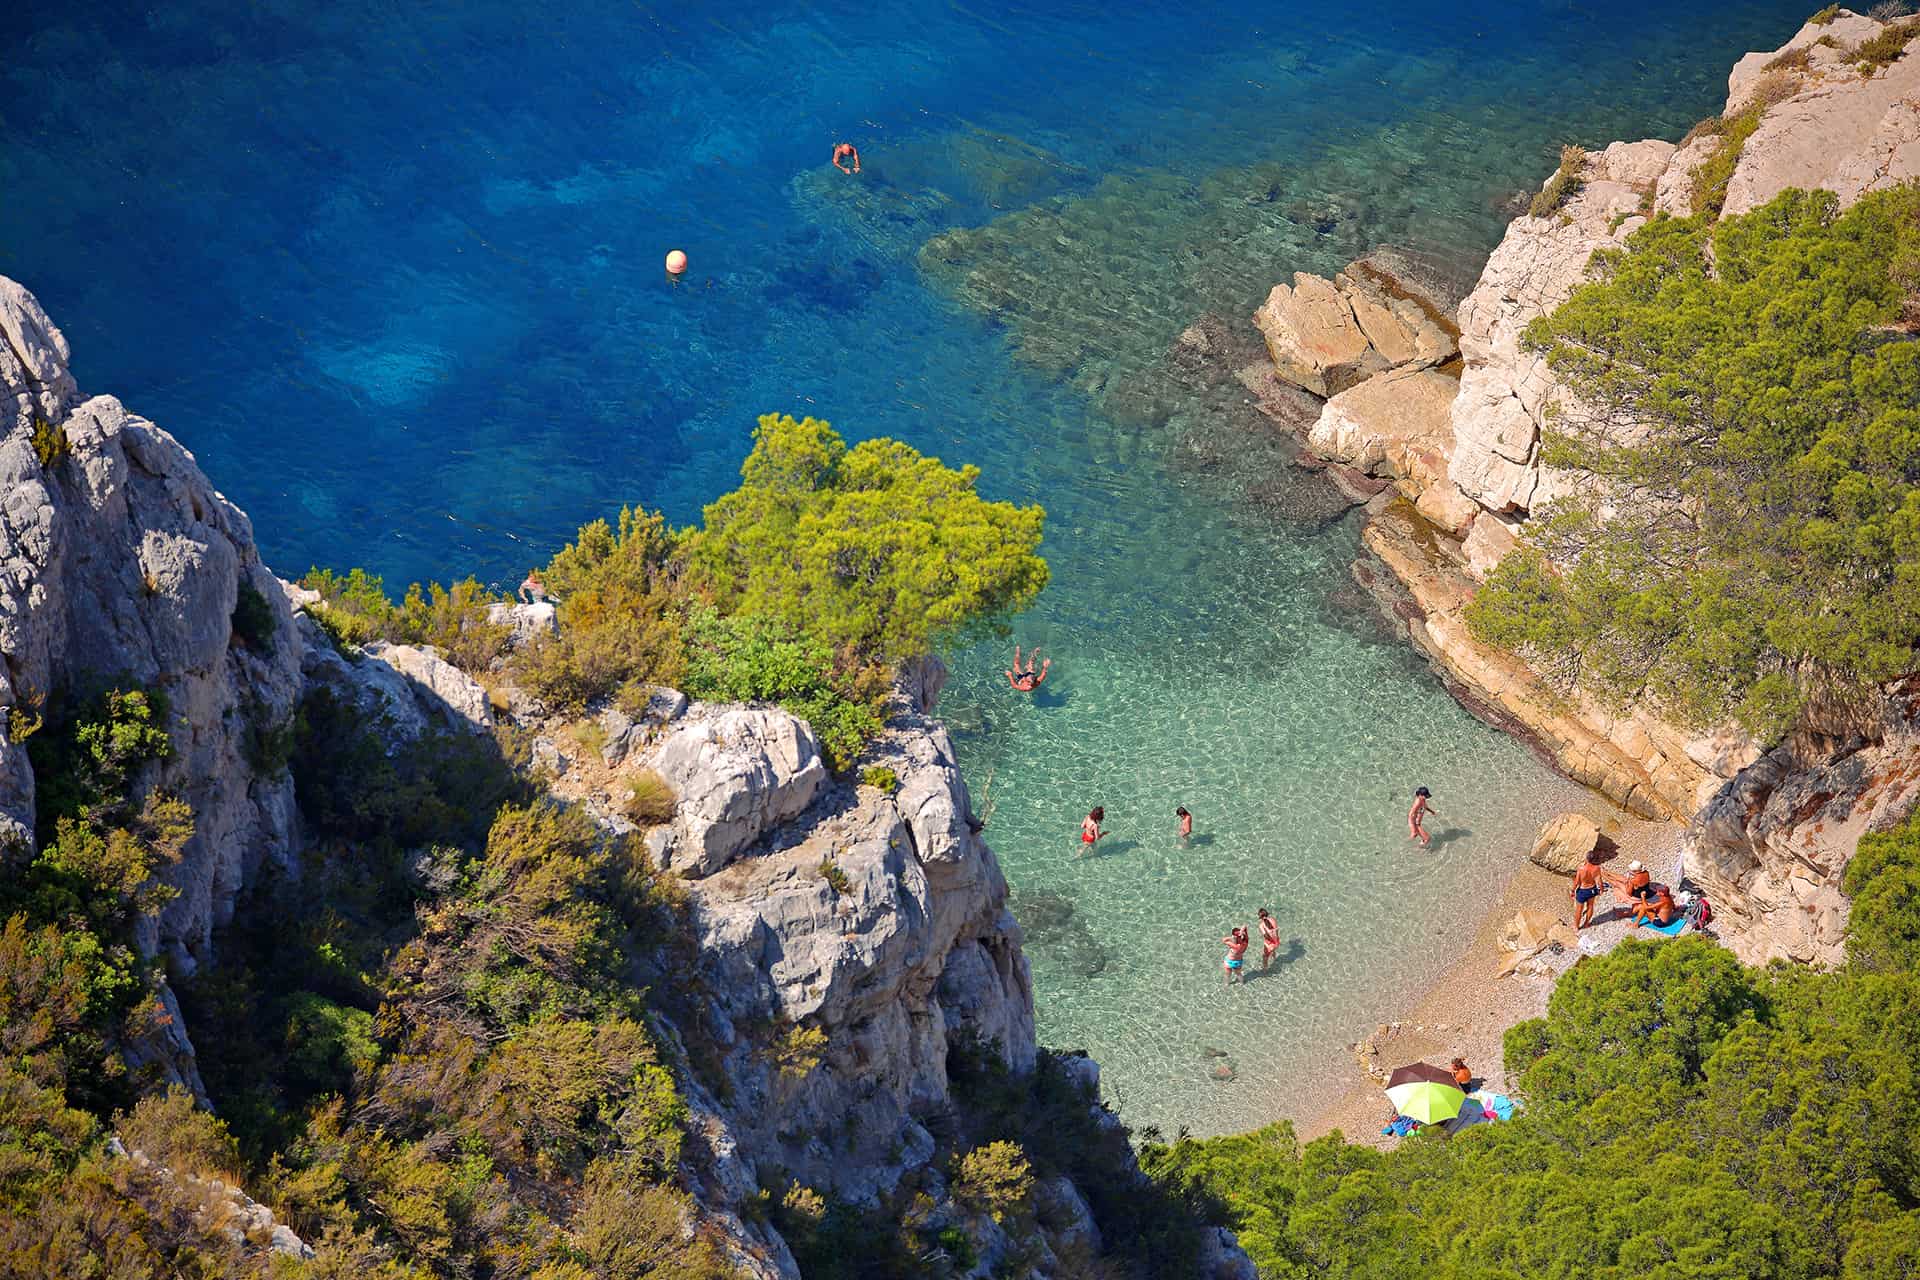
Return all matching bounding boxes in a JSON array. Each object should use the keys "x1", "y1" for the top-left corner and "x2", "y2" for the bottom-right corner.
[{"x1": 1629, "y1": 884, "x2": 1679, "y2": 928}]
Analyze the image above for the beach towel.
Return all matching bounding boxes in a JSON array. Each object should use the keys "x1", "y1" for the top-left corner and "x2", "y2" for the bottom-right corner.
[
  {"x1": 1637, "y1": 914, "x2": 1688, "y2": 937},
  {"x1": 1471, "y1": 1091, "x2": 1519, "y2": 1122},
  {"x1": 1381, "y1": 1116, "x2": 1422, "y2": 1138}
]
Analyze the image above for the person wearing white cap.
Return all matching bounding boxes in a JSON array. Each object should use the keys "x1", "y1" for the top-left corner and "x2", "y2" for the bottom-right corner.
[{"x1": 1605, "y1": 858, "x2": 1654, "y2": 908}]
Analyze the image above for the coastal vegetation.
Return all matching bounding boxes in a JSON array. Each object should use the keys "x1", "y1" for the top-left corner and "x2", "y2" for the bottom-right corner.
[
  {"x1": 1468, "y1": 185, "x2": 1920, "y2": 738},
  {"x1": 305, "y1": 412, "x2": 1048, "y2": 771},
  {"x1": 1143, "y1": 804, "x2": 1920, "y2": 1278}
]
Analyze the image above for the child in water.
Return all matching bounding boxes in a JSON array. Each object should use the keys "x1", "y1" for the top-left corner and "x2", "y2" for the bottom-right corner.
[
  {"x1": 1222, "y1": 926, "x2": 1250, "y2": 986},
  {"x1": 1176, "y1": 806, "x2": 1192, "y2": 840},
  {"x1": 1079, "y1": 807, "x2": 1105, "y2": 855}
]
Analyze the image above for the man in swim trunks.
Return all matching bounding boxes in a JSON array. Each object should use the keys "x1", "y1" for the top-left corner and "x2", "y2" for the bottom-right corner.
[
  {"x1": 1079, "y1": 806, "x2": 1104, "y2": 855},
  {"x1": 1571, "y1": 853, "x2": 1604, "y2": 929},
  {"x1": 1222, "y1": 925, "x2": 1250, "y2": 986},
  {"x1": 1409, "y1": 787, "x2": 1435, "y2": 847},
  {"x1": 1629, "y1": 884, "x2": 1678, "y2": 928},
  {"x1": 1257, "y1": 907, "x2": 1280, "y2": 970},
  {"x1": 832, "y1": 142, "x2": 861, "y2": 174},
  {"x1": 1006, "y1": 644, "x2": 1050, "y2": 691}
]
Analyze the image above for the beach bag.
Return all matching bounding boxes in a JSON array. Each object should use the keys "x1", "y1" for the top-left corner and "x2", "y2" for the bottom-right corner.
[{"x1": 1685, "y1": 894, "x2": 1713, "y2": 928}]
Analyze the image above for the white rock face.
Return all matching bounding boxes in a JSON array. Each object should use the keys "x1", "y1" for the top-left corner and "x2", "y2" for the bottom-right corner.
[
  {"x1": 486, "y1": 599, "x2": 558, "y2": 646},
  {"x1": 650, "y1": 706, "x2": 828, "y2": 876},
  {"x1": 1253, "y1": 272, "x2": 1383, "y2": 397},
  {"x1": 298, "y1": 619, "x2": 494, "y2": 741}
]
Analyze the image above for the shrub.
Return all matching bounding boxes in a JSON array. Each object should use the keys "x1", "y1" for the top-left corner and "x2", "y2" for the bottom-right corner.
[
  {"x1": 859, "y1": 765, "x2": 899, "y2": 794},
  {"x1": 685, "y1": 414, "x2": 1048, "y2": 661},
  {"x1": 1469, "y1": 186, "x2": 1920, "y2": 737},
  {"x1": 1869, "y1": 0, "x2": 1915, "y2": 18},
  {"x1": 1854, "y1": 19, "x2": 1920, "y2": 67},
  {"x1": 30, "y1": 414, "x2": 68, "y2": 469},
  {"x1": 623, "y1": 769, "x2": 676, "y2": 826},
  {"x1": 1690, "y1": 105, "x2": 1763, "y2": 216},
  {"x1": 230, "y1": 580, "x2": 277, "y2": 655},
  {"x1": 680, "y1": 609, "x2": 885, "y2": 772},
  {"x1": 1764, "y1": 44, "x2": 1812, "y2": 70},
  {"x1": 817, "y1": 858, "x2": 851, "y2": 896},
  {"x1": 299, "y1": 568, "x2": 510, "y2": 673},
  {"x1": 952, "y1": 1140, "x2": 1033, "y2": 1224},
  {"x1": 113, "y1": 1087, "x2": 243, "y2": 1180},
  {"x1": 1527, "y1": 145, "x2": 1585, "y2": 218},
  {"x1": 770, "y1": 1023, "x2": 828, "y2": 1079},
  {"x1": 1843, "y1": 810, "x2": 1920, "y2": 972},
  {"x1": 1810, "y1": 3, "x2": 1843, "y2": 20}
]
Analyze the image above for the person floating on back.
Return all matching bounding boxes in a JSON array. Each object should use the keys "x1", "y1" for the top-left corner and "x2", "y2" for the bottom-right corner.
[
  {"x1": 1257, "y1": 907, "x2": 1280, "y2": 970},
  {"x1": 1571, "y1": 853, "x2": 1604, "y2": 930},
  {"x1": 1176, "y1": 806, "x2": 1193, "y2": 840},
  {"x1": 832, "y1": 142, "x2": 861, "y2": 174},
  {"x1": 1222, "y1": 925, "x2": 1250, "y2": 987},
  {"x1": 1006, "y1": 644, "x2": 1050, "y2": 691},
  {"x1": 518, "y1": 569, "x2": 550, "y2": 605},
  {"x1": 1079, "y1": 806, "x2": 1104, "y2": 855},
  {"x1": 1408, "y1": 787, "x2": 1435, "y2": 847}
]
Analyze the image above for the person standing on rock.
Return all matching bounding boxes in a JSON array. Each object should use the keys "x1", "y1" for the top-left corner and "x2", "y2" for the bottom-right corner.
[
  {"x1": 1257, "y1": 907, "x2": 1280, "y2": 970},
  {"x1": 1222, "y1": 925, "x2": 1250, "y2": 987},
  {"x1": 1079, "y1": 806, "x2": 1105, "y2": 854},
  {"x1": 1571, "y1": 854, "x2": 1604, "y2": 930},
  {"x1": 1409, "y1": 787, "x2": 1436, "y2": 847},
  {"x1": 518, "y1": 569, "x2": 551, "y2": 605}
]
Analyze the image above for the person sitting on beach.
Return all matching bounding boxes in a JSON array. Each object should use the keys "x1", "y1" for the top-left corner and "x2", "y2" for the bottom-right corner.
[
  {"x1": 1006, "y1": 644, "x2": 1050, "y2": 691},
  {"x1": 1222, "y1": 926, "x2": 1250, "y2": 986},
  {"x1": 832, "y1": 142, "x2": 861, "y2": 174},
  {"x1": 1177, "y1": 806, "x2": 1193, "y2": 840},
  {"x1": 1630, "y1": 884, "x2": 1679, "y2": 928},
  {"x1": 1450, "y1": 1056, "x2": 1474, "y2": 1090},
  {"x1": 1408, "y1": 787, "x2": 1436, "y2": 847},
  {"x1": 1607, "y1": 859, "x2": 1654, "y2": 904},
  {"x1": 1257, "y1": 907, "x2": 1280, "y2": 970},
  {"x1": 1571, "y1": 854, "x2": 1604, "y2": 930},
  {"x1": 1079, "y1": 806, "x2": 1105, "y2": 854},
  {"x1": 518, "y1": 569, "x2": 551, "y2": 605}
]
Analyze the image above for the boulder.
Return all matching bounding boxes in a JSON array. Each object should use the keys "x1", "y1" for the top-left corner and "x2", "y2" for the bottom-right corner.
[
  {"x1": 364, "y1": 642, "x2": 494, "y2": 732},
  {"x1": 1528, "y1": 812, "x2": 1604, "y2": 874},
  {"x1": 486, "y1": 600, "x2": 558, "y2": 647},
  {"x1": 651, "y1": 707, "x2": 827, "y2": 876},
  {"x1": 1253, "y1": 273, "x2": 1382, "y2": 397},
  {"x1": 1307, "y1": 365, "x2": 1460, "y2": 481}
]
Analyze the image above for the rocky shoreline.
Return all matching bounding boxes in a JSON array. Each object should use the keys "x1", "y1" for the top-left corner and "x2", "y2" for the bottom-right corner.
[{"x1": 1243, "y1": 6, "x2": 1920, "y2": 970}]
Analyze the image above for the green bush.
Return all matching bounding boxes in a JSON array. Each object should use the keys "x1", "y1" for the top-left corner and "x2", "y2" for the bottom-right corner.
[
  {"x1": 300, "y1": 567, "x2": 511, "y2": 673},
  {"x1": 30, "y1": 415, "x2": 67, "y2": 469},
  {"x1": 859, "y1": 765, "x2": 899, "y2": 794},
  {"x1": 1854, "y1": 19, "x2": 1920, "y2": 67},
  {"x1": 1469, "y1": 186, "x2": 1920, "y2": 738},
  {"x1": 230, "y1": 580, "x2": 278, "y2": 655},
  {"x1": 770, "y1": 1023, "x2": 828, "y2": 1079},
  {"x1": 817, "y1": 858, "x2": 851, "y2": 896},
  {"x1": 1690, "y1": 105, "x2": 1764, "y2": 216},
  {"x1": 1810, "y1": 4, "x2": 1843, "y2": 21},
  {"x1": 952, "y1": 1140, "x2": 1034, "y2": 1224},
  {"x1": 680, "y1": 609, "x2": 886, "y2": 772},
  {"x1": 686, "y1": 413, "x2": 1049, "y2": 661},
  {"x1": 1527, "y1": 144, "x2": 1585, "y2": 218}
]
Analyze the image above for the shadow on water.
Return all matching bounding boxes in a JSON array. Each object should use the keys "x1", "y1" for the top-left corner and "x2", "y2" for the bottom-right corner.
[
  {"x1": 1094, "y1": 838, "x2": 1140, "y2": 858},
  {"x1": 1029, "y1": 684, "x2": 1071, "y2": 709},
  {"x1": 1183, "y1": 833, "x2": 1217, "y2": 848},
  {"x1": 1244, "y1": 938, "x2": 1308, "y2": 981},
  {"x1": 1427, "y1": 827, "x2": 1473, "y2": 851}
]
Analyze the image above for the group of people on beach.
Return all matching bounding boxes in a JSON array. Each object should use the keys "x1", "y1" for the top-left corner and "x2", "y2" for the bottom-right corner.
[{"x1": 1569, "y1": 853, "x2": 1691, "y2": 930}]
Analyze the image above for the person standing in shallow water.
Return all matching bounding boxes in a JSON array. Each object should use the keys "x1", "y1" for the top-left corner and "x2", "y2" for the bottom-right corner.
[
  {"x1": 1079, "y1": 807, "x2": 1105, "y2": 855},
  {"x1": 1408, "y1": 786, "x2": 1436, "y2": 847},
  {"x1": 1222, "y1": 926, "x2": 1250, "y2": 987},
  {"x1": 1257, "y1": 907, "x2": 1280, "y2": 970},
  {"x1": 1176, "y1": 806, "x2": 1193, "y2": 841}
]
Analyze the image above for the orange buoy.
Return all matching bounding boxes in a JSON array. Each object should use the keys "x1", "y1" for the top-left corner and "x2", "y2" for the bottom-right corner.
[{"x1": 665, "y1": 249, "x2": 688, "y2": 275}]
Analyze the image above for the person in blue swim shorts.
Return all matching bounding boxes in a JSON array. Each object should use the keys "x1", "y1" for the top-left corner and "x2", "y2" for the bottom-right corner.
[
  {"x1": 1571, "y1": 853, "x2": 1604, "y2": 929},
  {"x1": 1222, "y1": 925, "x2": 1250, "y2": 987}
]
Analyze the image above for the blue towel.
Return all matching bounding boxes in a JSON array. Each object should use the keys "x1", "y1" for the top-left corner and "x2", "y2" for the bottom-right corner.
[{"x1": 1637, "y1": 914, "x2": 1688, "y2": 937}]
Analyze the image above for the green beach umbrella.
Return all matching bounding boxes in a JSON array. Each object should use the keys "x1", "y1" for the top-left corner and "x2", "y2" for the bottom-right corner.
[{"x1": 1386, "y1": 1069, "x2": 1466, "y2": 1125}]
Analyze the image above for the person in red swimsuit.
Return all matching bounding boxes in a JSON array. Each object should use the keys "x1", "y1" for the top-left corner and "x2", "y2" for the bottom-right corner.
[
  {"x1": 1079, "y1": 806, "x2": 1104, "y2": 855},
  {"x1": 1257, "y1": 908, "x2": 1280, "y2": 970},
  {"x1": 832, "y1": 142, "x2": 861, "y2": 174}
]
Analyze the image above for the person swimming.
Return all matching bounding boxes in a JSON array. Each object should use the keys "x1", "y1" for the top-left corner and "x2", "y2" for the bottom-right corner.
[
  {"x1": 1079, "y1": 806, "x2": 1105, "y2": 854},
  {"x1": 1177, "y1": 806, "x2": 1193, "y2": 840},
  {"x1": 1006, "y1": 644, "x2": 1050, "y2": 691},
  {"x1": 832, "y1": 141, "x2": 861, "y2": 174},
  {"x1": 1408, "y1": 787, "x2": 1436, "y2": 847},
  {"x1": 1222, "y1": 925, "x2": 1250, "y2": 986}
]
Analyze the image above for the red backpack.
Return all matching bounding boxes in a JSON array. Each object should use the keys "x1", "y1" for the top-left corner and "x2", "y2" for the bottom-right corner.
[{"x1": 1686, "y1": 894, "x2": 1713, "y2": 928}]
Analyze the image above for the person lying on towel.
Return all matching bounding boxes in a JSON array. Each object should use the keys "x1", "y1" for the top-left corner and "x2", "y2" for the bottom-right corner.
[{"x1": 1629, "y1": 884, "x2": 1679, "y2": 929}]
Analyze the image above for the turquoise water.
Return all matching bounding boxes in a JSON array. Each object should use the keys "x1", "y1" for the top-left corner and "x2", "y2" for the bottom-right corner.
[{"x1": 1, "y1": 0, "x2": 1809, "y2": 1134}]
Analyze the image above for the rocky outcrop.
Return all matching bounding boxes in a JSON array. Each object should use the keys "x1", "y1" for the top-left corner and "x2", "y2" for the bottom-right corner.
[
  {"x1": 298, "y1": 618, "x2": 495, "y2": 742},
  {"x1": 1528, "y1": 812, "x2": 1604, "y2": 875},
  {"x1": 1267, "y1": 13, "x2": 1920, "y2": 960},
  {"x1": 1253, "y1": 260, "x2": 1459, "y2": 399},
  {"x1": 650, "y1": 706, "x2": 829, "y2": 877},
  {"x1": 106, "y1": 1136, "x2": 314, "y2": 1261}
]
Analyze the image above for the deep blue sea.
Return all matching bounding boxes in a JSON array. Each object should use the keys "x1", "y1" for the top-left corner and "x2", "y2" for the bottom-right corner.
[{"x1": 1, "y1": 0, "x2": 1811, "y2": 1135}]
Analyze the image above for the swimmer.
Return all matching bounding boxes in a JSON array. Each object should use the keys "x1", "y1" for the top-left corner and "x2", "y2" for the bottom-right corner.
[
  {"x1": 518, "y1": 569, "x2": 551, "y2": 605},
  {"x1": 1006, "y1": 644, "x2": 1050, "y2": 692},
  {"x1": 832, "y1": 142, "x2": 861, "y2": 174},
  {"x1": 1257, "y1": 907, "x2": 1280, "y2": 970},
  {"x1": 1409, "y1": 786, "x2": 1436, "y2": 847},
  {"x1": 1079, "y1": 806, "x2": 1105, "y2": 855},
  {"x1": 1177, "y1": 806, "x2": 1193, "y2": 840},
  {"x1": 1222, "y1": 925, "x2": 1250, "y2": 987}
]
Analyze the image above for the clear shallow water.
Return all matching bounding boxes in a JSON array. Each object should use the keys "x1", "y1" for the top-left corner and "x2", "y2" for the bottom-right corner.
[{"x1": 2, "y1": 0, "x2": 1809, "y2": 1135}]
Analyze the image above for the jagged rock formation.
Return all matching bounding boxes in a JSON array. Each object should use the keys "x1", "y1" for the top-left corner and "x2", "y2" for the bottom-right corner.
[{"x1": 1268, "y1": 11, "x2": 1920, "y2": 963}]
